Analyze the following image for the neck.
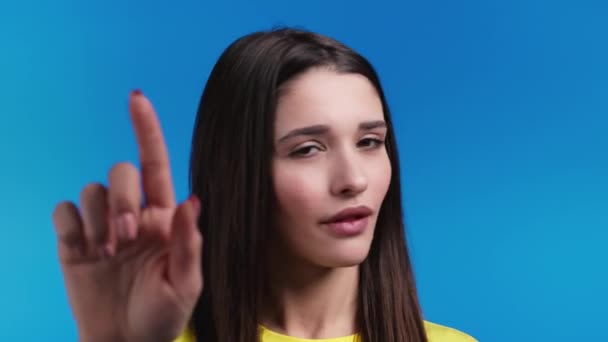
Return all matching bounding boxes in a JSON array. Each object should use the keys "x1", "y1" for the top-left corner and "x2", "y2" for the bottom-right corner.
[{"x1": 260, "y1": 250, "x2": 360, "y2": 339}]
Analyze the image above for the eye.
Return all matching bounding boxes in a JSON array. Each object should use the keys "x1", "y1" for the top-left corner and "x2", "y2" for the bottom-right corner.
[
  {"x1": 358, "y1": 137, "x2": 385, "y2": 149},
  {"x1": 290, "y1": 144, "x2": 322, "y2": 157}
]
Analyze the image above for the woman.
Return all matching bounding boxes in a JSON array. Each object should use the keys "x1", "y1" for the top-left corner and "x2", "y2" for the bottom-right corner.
[{"x1": 52, "y1": 28, "x2": 477, "y2": 342}]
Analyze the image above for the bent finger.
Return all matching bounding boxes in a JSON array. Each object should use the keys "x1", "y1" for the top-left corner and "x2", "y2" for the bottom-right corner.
[
  {"x1": 52, "y1": 201, "x2": 86, "y2": 263},
  {"x1": 79, "y1": 183, "x2": 110, "y2": 258}
]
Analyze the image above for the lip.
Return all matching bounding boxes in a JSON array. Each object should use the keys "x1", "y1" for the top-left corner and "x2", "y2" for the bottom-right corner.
[
  {"x1": 321, "y1": 205, "x2": 373, "y2": 224},
  {"x1": 324, "y1": 216, "x2": 370, "y2": 237}
]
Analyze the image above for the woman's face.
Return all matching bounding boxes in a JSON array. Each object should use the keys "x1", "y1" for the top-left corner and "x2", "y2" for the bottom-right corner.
[{"x1": 272, "y1": 68, "x2": 392, "y2": 268}]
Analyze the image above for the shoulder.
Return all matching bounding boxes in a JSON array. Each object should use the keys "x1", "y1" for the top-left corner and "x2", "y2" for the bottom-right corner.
[{"x1": 423, "y1": 320, "x2": 478, "y2": 342}]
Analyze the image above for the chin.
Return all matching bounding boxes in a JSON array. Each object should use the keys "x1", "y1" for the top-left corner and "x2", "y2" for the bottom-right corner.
[
  {"x1": 326, "y1": 257, "x2": 367, "y2": 268},
  {"x1": 318, "y1": 243, "x2": 372, "y2": 268}
]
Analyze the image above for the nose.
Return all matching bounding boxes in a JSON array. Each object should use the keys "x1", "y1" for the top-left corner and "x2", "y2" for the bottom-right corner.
[{"x1": 329, "y1": 148, "x2": 368, "y2": 197}]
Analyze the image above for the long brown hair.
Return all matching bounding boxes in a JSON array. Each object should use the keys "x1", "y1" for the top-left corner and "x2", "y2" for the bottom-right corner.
[{"x1": 188, "y1": 27, "x2": 427, "y2": 342}]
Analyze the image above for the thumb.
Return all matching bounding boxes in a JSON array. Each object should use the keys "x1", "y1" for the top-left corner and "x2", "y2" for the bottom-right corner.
[{"x1": 169, "y1": 195, "x2": 203, "y2": 298}]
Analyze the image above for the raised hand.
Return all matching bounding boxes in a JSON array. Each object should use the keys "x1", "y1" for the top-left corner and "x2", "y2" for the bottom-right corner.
[{"x1": 52, "y1": 91, "x2": 203, "y2": 342}]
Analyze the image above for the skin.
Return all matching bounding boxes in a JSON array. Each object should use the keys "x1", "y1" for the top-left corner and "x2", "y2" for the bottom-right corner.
[
  {"x1": 52, "y1": 92, "x2": 202, "y2": 342},
  {"x1": 262, "y1": 68, "x2": 392, "y2": 339},
  {"x1": 52, "y1": 68, "x2": 391, "y2": 341}
]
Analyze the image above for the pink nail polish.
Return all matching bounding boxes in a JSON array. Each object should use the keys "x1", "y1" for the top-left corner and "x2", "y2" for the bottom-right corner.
[{"x1": 189, "y1": 194, "x2": 201, "y2": 215}]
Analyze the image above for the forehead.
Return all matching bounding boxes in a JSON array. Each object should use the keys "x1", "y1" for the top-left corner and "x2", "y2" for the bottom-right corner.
[{"x1": 274, "y1": 69, "x2": 384, "y2": 131}]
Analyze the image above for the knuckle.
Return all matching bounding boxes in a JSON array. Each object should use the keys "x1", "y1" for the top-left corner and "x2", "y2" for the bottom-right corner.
[
  {"x1": 141, "y1": 158, "x2": 167, "y2": 175},
  {"x1": 85, "y1": 222, "x2": 108, "y2": 244},
  {"x1": 62, "y1": 224, "x2": 84, "y2": 246},
  {"x1": 111, "y1": 196, "x2": 136, "y2": 214},
  {"x1": 78, "y1": 183, "x2": 109, "y2": 244},
  {"x1": 91, "y1": 228, "x2": 107, "y2": 243}
]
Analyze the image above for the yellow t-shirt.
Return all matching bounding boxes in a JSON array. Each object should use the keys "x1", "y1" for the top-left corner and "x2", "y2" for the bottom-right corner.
[{"x1": 173, "y1": 320, "x2": 477, "y2": 342}]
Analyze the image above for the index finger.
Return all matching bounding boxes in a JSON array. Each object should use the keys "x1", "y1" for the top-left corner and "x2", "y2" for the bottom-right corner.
[{"x1": 128, "y1": 90, "x2": 176, "y2": 207}]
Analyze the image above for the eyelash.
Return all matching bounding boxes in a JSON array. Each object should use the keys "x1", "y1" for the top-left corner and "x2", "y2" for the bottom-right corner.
[{"x1": 290, "y1": 138, "x2": 385, "y2": 158}]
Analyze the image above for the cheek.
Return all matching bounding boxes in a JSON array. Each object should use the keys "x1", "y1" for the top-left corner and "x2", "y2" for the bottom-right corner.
[
  {"x1": 272, "y1": 163, "x2": 326, "y2": 221},
  {"x1": 370, "y1": 154, "x2": 392, "y2": 201}
]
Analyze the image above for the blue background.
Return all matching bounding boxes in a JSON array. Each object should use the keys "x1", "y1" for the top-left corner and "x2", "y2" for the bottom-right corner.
[{"x1": 1, "y1": 0, "x2": 606, "y2": 340}]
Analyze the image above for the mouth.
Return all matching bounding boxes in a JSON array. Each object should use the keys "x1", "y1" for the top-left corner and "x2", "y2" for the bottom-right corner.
[
  {"x1": 321, "y1": 205, "x2": 373, "y2": 224},
  {"x1": 321, "y1": 206, "x2": 373, "y2": 237}
]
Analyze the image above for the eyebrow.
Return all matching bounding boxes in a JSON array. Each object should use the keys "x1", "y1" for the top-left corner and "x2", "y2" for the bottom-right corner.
[{"x1": 277, "y1": 120, "x2": 386, "y2": 143}]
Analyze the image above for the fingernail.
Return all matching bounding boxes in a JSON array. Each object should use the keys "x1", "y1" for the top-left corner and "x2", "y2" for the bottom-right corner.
[
  {"x1": 131, "y1": 89, "x2": 142, "y2": 96},
  {"x1": 124, "y1": 213, "x2": 137, "y2": 240},
  {"x1": 116, "y1": 213, "x2": 136, "y2": 240},
  {"x1": 189, "y1": 194, "x2": 200, "y2": 216}
]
